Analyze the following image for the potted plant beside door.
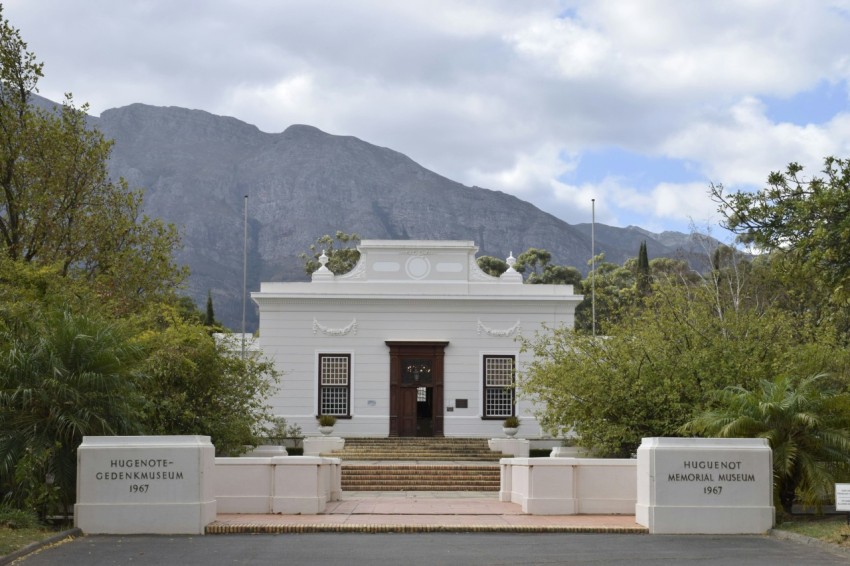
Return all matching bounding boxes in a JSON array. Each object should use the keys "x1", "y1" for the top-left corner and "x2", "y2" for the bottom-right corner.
[
  {"x1": 317, "y1": 414, "x2": 337, "y2": 436},
  {"x1": 502, "y1": 415, "x2": 520, "y2": 437}
]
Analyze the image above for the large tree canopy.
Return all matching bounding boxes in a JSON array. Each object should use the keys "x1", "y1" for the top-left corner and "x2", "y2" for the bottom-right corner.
[
  {"x1": 0, "y1": 7, "x2": 183, "y2": 312},
  {"x1": 0, "y1": 10, "x2": 279, "y2": 518},
  {"x1": 521, "y1": 260, "x2": 849, "y2": 458},
  {"x1": 712, "y1": 157, "x2": 850, "y2": 303},
  {"x1": 137, "y1": 319, "x2": 279, "y2": 457},
  {"x1": 0, "y1": 304, "x2": 146, "y2": 516}
]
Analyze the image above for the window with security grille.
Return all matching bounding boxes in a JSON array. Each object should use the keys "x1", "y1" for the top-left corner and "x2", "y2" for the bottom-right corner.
[
  {"x1": 483, "y1": 355, "x2": 515, "y2": 418},
  {"x1": 319, "y1": 354, "x2": 350, "y2": 416}
]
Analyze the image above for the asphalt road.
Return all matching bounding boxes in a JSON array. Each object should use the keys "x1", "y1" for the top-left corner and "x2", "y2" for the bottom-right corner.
[{"x1": 15, "y1": 533, "x2": 850, "y2": 565}]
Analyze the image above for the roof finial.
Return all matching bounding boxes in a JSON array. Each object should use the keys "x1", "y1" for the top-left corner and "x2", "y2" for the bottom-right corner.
[
  {"x1": 500, "y1": 250, "x2": 523, "y2": 283},
  {"x1": 312, "y1": 249, "x2": 335, "y2": 281}
]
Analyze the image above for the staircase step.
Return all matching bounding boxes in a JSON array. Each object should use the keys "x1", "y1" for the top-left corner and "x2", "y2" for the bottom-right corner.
[
  {"x1": 325, "y1": 437, "x2": 501, "y2": 462},
  {"x1": 340, "y1": 462, "x2": 501, "y2": 492},
  {"x1": 325, "y1": 438, "x2": 504, "y2": 491}
]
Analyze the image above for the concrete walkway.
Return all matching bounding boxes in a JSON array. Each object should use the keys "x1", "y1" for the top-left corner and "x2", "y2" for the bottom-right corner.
[{"x1": 207, "y1": 491, "x2": 646, "y2": 533}]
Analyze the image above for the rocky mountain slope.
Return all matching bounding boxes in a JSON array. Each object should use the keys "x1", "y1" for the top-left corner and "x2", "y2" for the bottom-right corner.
[{"x1": 54, "y1": 100, "x2": 703, "y2": 330}]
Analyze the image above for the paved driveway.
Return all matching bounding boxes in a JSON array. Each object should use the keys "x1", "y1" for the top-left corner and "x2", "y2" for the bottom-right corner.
[{"x1": 16, "y1": 532, "x2": 850, "y2": 565}]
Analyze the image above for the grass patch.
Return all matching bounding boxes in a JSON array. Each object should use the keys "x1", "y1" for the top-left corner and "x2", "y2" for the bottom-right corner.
[
  {"x1": 0, "y1": 526, "x2": 57, "y2": 556},
  {"x1": 775, "y1": 515, "x2": 850, "y2": 547},
  {"x1": 0, "y1": 506, "x2": 59, "y2": 557}
]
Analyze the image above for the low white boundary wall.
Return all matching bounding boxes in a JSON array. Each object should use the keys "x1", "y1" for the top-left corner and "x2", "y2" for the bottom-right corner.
[
  {"x1": 215, "y1": 456, "x2": 341, "y2": 514},
  {"x1": 488, "y1": 438, "x2": 529, "y2": 457},
  {"x1": 303, "y1": 436, "x2": 345, "y2": 456},
  {"x1": 500, "y1": 457, "x2": 637, "y2": 515},
  {"x1": 75, "y1": 436, "x2": 774, "y2": 536}
]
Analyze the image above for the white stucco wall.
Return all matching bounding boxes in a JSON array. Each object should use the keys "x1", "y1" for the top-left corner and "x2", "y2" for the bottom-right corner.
[{"x1": 253, "y1": 240, "x2": 582, "y2": 438}]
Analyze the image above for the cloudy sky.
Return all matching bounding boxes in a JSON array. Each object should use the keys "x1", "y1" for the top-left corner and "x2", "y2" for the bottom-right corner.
[{"x1": 6, "y1": 1, "x2": 850, "y2": 236}]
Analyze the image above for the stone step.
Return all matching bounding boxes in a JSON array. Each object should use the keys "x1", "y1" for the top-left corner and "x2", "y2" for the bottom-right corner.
[
  {"x1": 343, "y1": 466, "x2": 498, "y2": 474},
  {"x1": 346, "y1": 442, "x2": 487, "y2": 445},
  {"x1": 340, "y1": 439, "x2": 493, "y2": 446},
  {"x1": 335, "y1": 446, "x2": 496, "y2": 451},
  {"x1": 340, "y1": 464, "x2": 501, "y2": 492},
  {"x1": 342, "y1": 484, "x2": 499, "y2": 491},
  {"x1": 336, "y1": 448, "x2": 496, "y2": 455},
  {"x1": 330, "y1": 458, "x2": 503, "y2": 463},
  {"x1": 330, "y1": 438, "x2": 503, "y2": 488},
  {"x1": 325, "y1": 437, "x2": 500, "y2": 462}
]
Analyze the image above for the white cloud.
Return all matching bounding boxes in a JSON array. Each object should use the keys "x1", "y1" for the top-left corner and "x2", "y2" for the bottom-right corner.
[
  {"x1": 661, "y1": 97, "x2": 850, "y2": 187},
  {"x1": 649, "y1": 181, "x2": 717, "y2": 224},
  {"x1": 466, "y1": 145, "x2": 577, "y2": 196},
  {"x1": 5, "y1": 0, "x2": 850, "y2": 235},
  {"x1": 549, "y1": 178, "x2": 622, "y2": 225},
  {"x1": 507, "y1": 18, "x2": 611, "y2": 79},
  {"x1": 224, "y1": 74, "x2": 319, "y2": 131}
]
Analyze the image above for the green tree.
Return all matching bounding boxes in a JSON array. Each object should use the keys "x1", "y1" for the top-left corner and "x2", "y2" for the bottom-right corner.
[
  {"x1": 574, "y1": 256, "x2": 636, "y2": 335},
  {"x1": 476, "y1": 255, "x2": 508, "y2": 277},
  {"x1": 300, "y1": 231, "x2": 361, "y2": 276},
  {"x1": 138, "y1": 322, "x2": 280, "y2": 456},
  {"x1": 478, "y1": 249, "x2": 582, "y2": 285},
  {"x1": 0, "y1": 8, "x2": 184, "y2": 313},
  {"x1": 521, "y1": 276, "x2": 844, "y2": 458},
  {"x1": 682, "y1": 374, "x2": 850, "y2": 515},
  {"x1": 204, "y1": 290, "x2": 217, "y2": 326},
  {"x1": 636, "y1": 241, "x2": 650, "y2": 296},
  {"x1": 514, "y1": 248, "x2": 552, "y2": 279},
  {"x1": 575, "y1": 251, "x2": 702, "y2": 335},
  {"x1": 0, "y1": 306, "x2": 145, "y2": 516},
  {"x1": 711, "y1": 157, "x2": 850, "y2": 304},
  {"x1": 530, "y1": 264, "x2": 583, "y2": 286}
]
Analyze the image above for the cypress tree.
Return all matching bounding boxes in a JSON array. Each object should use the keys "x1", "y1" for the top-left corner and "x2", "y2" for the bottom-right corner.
[
  {"x1": 204, "y1": 290, "x2": 216, "y2": 326},
  {"x1": 636, "y1": 241, "x2": 651, "y2": 296}
]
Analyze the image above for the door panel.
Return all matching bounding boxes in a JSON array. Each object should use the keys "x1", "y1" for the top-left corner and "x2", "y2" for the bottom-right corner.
[
  {"x1": 399, "y1": 388, "x2": 418, "y2": 437},
  {"x1": 387, "y1": 342, "x2": 447, "y2": 437}
]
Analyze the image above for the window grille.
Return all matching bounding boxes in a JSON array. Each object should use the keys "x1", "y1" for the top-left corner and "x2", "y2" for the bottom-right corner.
[
  {"x1": 319, "y1": 354, "x2": 350, "y2": 416},
  {"x1": 483, "y1": 355, "x2": 515, "y2": 417}
]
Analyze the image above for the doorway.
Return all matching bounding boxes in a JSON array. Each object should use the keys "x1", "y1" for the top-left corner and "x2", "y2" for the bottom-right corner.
[{"x1": 386, "y1": 341, "x2": 447, "y2": 437}]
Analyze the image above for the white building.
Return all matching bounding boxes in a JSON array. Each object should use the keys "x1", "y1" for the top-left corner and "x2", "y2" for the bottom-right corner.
[{"x1": 252, "y1": 240, "x2": 582, "y2": 438}]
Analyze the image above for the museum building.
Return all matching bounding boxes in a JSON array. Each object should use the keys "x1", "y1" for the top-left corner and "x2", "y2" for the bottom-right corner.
[{"x1": 252, "y1": 240, "x2": 582, "y2": 438}]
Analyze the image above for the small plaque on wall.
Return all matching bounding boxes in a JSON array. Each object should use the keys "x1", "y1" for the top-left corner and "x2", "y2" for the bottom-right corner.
[{"x1": 455, "y1": 399, "x2": 468, "y2": 409}]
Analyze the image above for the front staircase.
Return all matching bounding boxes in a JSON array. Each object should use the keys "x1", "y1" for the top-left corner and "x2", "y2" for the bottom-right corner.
[{"x1": 322, "y1": 437, "x2": 502, "y2": 492}]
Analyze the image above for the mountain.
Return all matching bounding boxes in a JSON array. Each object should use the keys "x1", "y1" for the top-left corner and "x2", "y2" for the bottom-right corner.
[{"x1": 40, "y1": 99, "x2": 708, "y2": 331}]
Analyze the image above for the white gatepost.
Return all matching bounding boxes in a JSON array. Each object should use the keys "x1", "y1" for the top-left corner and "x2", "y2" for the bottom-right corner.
[
  {"x1": 75, "y1": 436, "x2": 216, "y2": 535},
  {"x1": 635, "y1": 437, "x2": 774, "y2": 534}
]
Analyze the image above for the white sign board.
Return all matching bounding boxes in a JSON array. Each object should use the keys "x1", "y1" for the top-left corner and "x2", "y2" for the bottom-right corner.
[
  {"x1": 836, "y1": 484, "x2": 850, "y2": 511},
  {"x1": 75, "y1": 436, "x2": 216, "y2": 535},
  {"x1": 636, "y1": 437, "x2": 774, "y2": 534}
]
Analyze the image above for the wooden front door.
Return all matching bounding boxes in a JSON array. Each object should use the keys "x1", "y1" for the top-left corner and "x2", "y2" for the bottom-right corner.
[{"x1": 386, "y1": 341, "x2": 447, "y2": 437}]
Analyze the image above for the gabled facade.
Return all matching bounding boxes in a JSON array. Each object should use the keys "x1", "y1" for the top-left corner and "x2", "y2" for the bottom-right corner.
[{"x1": 252, "y1": 240, "x2": 582, "y2": 438}]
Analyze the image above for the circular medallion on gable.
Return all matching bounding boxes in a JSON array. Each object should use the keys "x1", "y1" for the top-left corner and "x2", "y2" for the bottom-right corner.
[{"x1": 405, "y1": 256, "x2": 431, "y2": 279}]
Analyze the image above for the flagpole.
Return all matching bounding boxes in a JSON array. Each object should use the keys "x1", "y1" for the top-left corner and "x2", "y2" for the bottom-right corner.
[
  {"x1": 241, "y1": 194, "x2": 248, "y2": 361},
  {"x1": 591, "y1": 198, "x2": 596, "y2": 338}
]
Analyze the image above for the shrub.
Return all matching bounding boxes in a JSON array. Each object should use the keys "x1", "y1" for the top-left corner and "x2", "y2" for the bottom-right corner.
[
  {"x1": 0, "y1": 506, "x2": 40, "y2": 529},
  {"x1": 261, "y1": 416, "x2": 303, "y2": 448}
]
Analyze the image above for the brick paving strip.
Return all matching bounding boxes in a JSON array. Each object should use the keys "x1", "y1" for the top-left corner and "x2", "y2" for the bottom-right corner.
[{"x1": 206, "y1": 492, "x2": 647, "y2": 534}]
